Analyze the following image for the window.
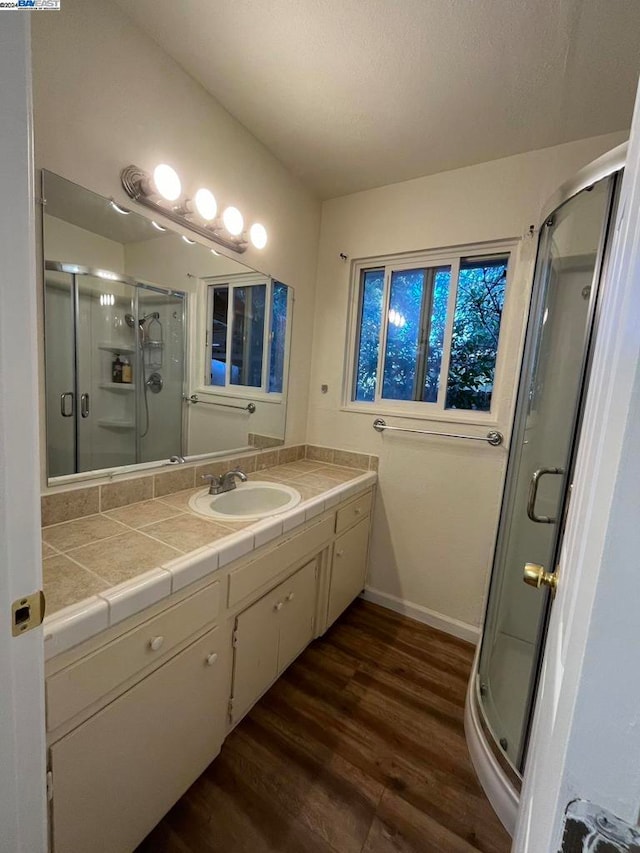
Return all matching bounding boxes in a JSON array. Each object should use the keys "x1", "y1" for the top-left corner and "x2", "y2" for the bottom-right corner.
[
  {"x1": 351, "y1": 248, "x2": 509, "y2": 414},
  {"x1": 205, "y1": 276, "x2": 289, "y2": 394}
]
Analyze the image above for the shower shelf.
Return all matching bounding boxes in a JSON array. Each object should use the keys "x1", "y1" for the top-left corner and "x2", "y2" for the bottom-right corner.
[
  {"x1": 98, "y1": 343, "x2": 136, "y2": 354},
  {"x1": 97, "y1": 419, "x2": 135, "y2": 430},
  {"x1": 99, "y1": 382, "x2": 135, "y2": 392}
]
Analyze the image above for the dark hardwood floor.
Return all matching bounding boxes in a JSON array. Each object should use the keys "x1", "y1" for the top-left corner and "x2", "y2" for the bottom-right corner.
[{"x1": 138, "y1": 600, "x2": 511, "y2": 853}]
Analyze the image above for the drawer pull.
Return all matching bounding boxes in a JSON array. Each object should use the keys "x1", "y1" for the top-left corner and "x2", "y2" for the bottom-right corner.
[
  {"x1": 286, "y1": 592, "x2": 295, "y2": 602},
  {"x1": 149, "y1": 636, "x2": 165, "y2": 652},
  {"x1": 274, "y1": 601, "x2": 284, "y2": 611},
  {"x1": 206, "y1": 652, "x2": 218, "y2": 666},
  {"x1": 336, "y1": 550, "x2": 345, "y2": 558}
]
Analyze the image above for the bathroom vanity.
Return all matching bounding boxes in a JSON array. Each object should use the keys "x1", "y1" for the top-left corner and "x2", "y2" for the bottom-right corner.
[{"x1": 42, "y1": 459, "x2": 375, "y2": 853}]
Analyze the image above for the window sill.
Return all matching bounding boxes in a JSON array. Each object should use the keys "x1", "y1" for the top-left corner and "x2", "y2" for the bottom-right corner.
[{"x1": 340, "y1": 402, "x2": 500, "y2": 429}]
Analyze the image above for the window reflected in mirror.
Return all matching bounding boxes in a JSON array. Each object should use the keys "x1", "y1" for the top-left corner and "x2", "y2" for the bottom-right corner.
[{"x1": 206, "y1": 278, "x2": 291, "y2": 394}]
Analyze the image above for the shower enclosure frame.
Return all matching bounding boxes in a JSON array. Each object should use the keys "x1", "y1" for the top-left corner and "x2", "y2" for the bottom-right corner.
[
  {"x1": 464, "y1": 142, "x2": 627, "y2": 834},
  {"x1": 43, "y1": 260, "x2": 188, "y2": 479}
]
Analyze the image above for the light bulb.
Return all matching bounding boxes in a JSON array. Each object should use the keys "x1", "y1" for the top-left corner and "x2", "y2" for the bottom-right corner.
[
  {"x1": 223, "y1": 206, "x2": 244, "y2": 236},
  {"x1": 194, "y1": 188, "x2": 217, "y2": 221},
  {"x1": 249, "y1": 223, "x2": 268, "y2": 250},
  {"x1": 152, "y1": 164, "x2": 181, "y2": 201}
]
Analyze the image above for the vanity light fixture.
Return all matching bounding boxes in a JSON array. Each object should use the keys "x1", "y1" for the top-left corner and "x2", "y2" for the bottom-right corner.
[{"x1": 120, "y1": 164, "x2": 268, "y2": 254}]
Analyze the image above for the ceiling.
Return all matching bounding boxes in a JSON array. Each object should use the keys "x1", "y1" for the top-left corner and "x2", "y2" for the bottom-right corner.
[{"x1": 115, "y1": 0, "x2": 640, "y2": 199}]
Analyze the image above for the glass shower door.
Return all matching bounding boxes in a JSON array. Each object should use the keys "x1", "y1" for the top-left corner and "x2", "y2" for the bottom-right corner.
[
  {"x1": 76, "y1": 273, "x2": 138, "y2": 473},
  {"x1": 477, "y1": 175, "x2": 615, "y2": 771},
  {"x1": 44, "y1": 269, "x2": 76, "y2": 477},
  {"x1": 136, "y1": 285, "x2": 186, "y2": 464}
]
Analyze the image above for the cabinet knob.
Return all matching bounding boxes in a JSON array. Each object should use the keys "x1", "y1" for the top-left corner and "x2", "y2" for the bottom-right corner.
[
  {"x1": 336, "y1": 550, "x2": 345, "y2": 558},
  {"x1": 274, "y1": 601, "x2": 284, "y2": 611},
  {"x1": 286, "y1": 592, "x2": 295, "y2": 602},
  {"x1": 149, "y1": 636, "x2": 164, "y2": 652},
  {"x1": 206, "y1": 652, "x2": 218, "y2": 666},
  {"x1": 355, "y1": 508, "x2": 362, "y2": 515}
]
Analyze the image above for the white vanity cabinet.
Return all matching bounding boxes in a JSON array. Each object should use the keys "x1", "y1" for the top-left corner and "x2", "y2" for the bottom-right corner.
[
  {"x1": 325, "y1": 490, "x2": 373, "y2": 628},
  {"x1": 230, "y1": 558, "x2": 317, "y2": 724},
  {"x1": 49, "y1": 625, "x2": 228, "y2": 853},
  {"x1": 45, "y1": 485, "x2": 375, "y2": 853},
  {"x1": 327, "y1": 517, "x2": 371, "y2": 628}
]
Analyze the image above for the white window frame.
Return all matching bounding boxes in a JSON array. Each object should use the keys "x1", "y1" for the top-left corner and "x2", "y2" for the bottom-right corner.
[
  {"x1": 193, "y1": 273, "x2": 291, "y2": 405},
  {"x1": 342, "y1": 239, "x2": 518, "y2": 426}
]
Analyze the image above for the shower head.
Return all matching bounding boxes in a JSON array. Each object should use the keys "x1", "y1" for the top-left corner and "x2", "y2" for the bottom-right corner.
[{"x1": 124, "y1": 313, "x2": 136, "y2": 327}]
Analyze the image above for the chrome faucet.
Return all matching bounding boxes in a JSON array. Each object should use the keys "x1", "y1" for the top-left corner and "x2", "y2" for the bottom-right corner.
[{"x1": 201, "y1": 468, "x2": 248, "y2": 496}]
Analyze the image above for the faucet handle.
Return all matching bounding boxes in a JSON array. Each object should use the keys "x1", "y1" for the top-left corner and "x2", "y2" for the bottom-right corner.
[{"x1": 201, "y1": 473, "x2": 221, "y2": 484}]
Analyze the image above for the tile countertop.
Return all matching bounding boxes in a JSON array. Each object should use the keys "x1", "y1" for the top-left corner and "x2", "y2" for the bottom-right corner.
[{"x1": 41, "y1": 461, "x2": 377, "y2": 659}]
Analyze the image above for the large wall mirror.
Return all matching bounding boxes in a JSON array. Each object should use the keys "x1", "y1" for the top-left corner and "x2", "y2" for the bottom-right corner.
[{"x1": 42, "y1": 171, "x2": 293, "y2": 484}]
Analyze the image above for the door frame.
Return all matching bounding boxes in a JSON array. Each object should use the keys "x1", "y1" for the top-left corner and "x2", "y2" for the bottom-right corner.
[
  {"x1": 0, "y1": 15, "x2": 48, "y2": 853},
  {"x1": 514, "y1": 79, "x2": 640, "y2": 851}
]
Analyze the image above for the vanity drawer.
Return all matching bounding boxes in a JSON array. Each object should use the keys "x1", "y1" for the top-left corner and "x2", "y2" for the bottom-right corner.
[
  {"x1": 46, "y1": 581, "x2": 220, "y2": 732},
  {"x1": 228, "y1": 515, "x2": 333, "y2": 608},
  {"x1": 335, "y1": 490, "x2": 373, "y2": 534}
]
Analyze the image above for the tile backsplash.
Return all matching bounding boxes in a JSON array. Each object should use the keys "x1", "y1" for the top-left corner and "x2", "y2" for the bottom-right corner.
[{"x1": 41, "y1": 444, "x2": 378, "y2": 527}]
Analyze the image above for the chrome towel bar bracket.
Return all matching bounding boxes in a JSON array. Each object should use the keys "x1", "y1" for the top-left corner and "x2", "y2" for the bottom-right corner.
[
  {"x1": 372, "y1": 417, "x2": 503, "y2": 446},
  {"x1": 184, "y1": 394, "x2": 256, "y2": 414}
]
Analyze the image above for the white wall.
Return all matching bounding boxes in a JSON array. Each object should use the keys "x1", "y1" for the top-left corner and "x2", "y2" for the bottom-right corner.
[
  {"x1": 308, "y1": 131, "x2": 627, "y2": 637},
  {"x1": 31, "y1": 0, "x2": 321, "y2": 471}
]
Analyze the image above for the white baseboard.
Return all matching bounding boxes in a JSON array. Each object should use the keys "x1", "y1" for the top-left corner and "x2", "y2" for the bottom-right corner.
[{"x1": 361, "y1": 587, "x2": 480, "y2": 645}]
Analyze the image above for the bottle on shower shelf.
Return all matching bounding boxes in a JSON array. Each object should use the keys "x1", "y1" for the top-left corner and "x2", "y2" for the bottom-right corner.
[
  {"x1": 112, "y1": 354, "x2": 123, "y2": 383},
  {"x1": 121, "y1": 357, "x2": 132, "y2": 384}
]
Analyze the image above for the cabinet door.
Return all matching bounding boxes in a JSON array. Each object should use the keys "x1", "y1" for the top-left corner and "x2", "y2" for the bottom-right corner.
[
  {"x1": 50, "y1": 627, "x2": 227, "y2": 853},
  {"x1": 231, "y1": 586, "x2": 281, "y2": 724},
  {"x1": 327, "y1": 518, "x2": 370, "y2": 627},
  {"x1": 277, "y1": 559, "x2": 317, "y2": 673}
]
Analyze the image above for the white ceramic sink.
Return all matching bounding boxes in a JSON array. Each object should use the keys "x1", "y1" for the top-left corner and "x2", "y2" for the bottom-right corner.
[{"x1": 188, "y1": 481, "x2": 301, "y2": 521}]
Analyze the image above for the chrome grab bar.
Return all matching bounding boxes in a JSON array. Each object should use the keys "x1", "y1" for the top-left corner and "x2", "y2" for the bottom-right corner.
[
  {"x1": 372, "y1": 418, "x2": 503, "y2": 446},
  {"x1": 184, "y1": 394, "x2": 256, "y2": 414},
  {"x1": 526, "y1": 467, "x2": 565, "y2": 523},
  {"x1": 60, "y1": 392, "x2": 74, "y2": 418},
  {"x1": 80, "y1": 393, "x2": 90, "y2": 419}
]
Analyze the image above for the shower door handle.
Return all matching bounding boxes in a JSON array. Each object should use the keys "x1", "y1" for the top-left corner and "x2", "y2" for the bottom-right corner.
[
  {"x1": 80, "y1": 393, "x2": 90, "y2": 418},
  {"x1": 523, "y1": 563, "x2": 558, "y2": 596},
  {"x1": 60, "y1": 392, "x2": 74, "y2": 417},
  {"x1": 527, "y1": 467, "x2": 565, "y2": 523}
]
